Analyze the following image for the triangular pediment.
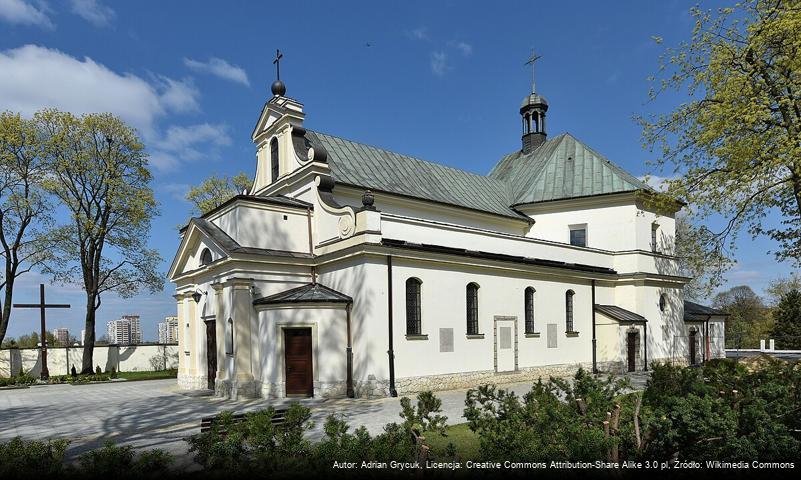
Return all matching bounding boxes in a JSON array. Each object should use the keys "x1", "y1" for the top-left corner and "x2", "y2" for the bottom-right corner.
[
  {"x1": 251, "y1": 97, "x2": 305, "y2": 143},
  {"x1": 168, "y1": 220, "x2": 231, "y2": 281}
]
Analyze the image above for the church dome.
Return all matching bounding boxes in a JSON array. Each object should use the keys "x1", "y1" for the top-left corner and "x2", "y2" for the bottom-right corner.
[
  {"x1": 520, "y1": 93, "x2": 548, "y2": 112},
  {"x1": 271, "y1": 80, "x2": 286, "y2": 97}
]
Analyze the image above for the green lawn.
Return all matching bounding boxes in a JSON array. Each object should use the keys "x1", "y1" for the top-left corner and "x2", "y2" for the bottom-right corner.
[
  {"x1": 424, "y1": 423, "x2": 481, "y2": 460},
  {"x1": 116, "y1": 369, "x2": 177, "y2": 381}
]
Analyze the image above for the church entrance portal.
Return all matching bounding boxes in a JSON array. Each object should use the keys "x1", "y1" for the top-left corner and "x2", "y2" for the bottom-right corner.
[
  {"x1": 626, "y1": 331, "x2": 638, "y2": 372},
  {"x1": 284, "y1": 328, "x2": 313, "y2": 397},
  {"x1": 204, "y1": 320, "x2": 217, "y2": 390}
]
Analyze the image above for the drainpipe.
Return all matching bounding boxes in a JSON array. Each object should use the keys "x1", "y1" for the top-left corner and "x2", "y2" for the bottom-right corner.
[
  {"x1": 592, "y1": 280, "x2": 598, "y2": 373},
  {"x1": 387, "y1": 255, "x2": 397, "y2": 397},
  {"x1": 306, "y1": 207, "x2": 316, "y2": 284},
  {"x1": 643, "y1": 322, "x2": 648, "y2": 371},
  {"x1": 346, "y1": 303, "x2": 354, "y2": 398}
]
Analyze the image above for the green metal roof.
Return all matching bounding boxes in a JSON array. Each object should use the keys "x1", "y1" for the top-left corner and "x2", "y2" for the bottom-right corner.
[
  {"x1": 307, "y1": 131, "x2": 523, "y2": 219},
  {"x1": 489, "y1": 133, "x2": 649, "y2": 205},
  {"x1": 304, "y1": 130, "x2": 648, "y2": 218}
]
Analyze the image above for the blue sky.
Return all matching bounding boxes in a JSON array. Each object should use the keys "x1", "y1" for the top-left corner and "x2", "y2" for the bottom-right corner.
[{"x1": 0, "y1": 0, "x2": 796, "y2": 341}]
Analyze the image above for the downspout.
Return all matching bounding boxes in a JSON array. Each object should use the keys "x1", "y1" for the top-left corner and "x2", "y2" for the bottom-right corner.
[
  {"x1": 643, "y1": 321, "x2": 648, "y2": 371},
  {"x1": 592, "y1": 280, "x2": 598, "y2": 374},
  {"x1": 306, "y1": 206, "x2": 316, "y2": 284},
  {"x1": 346, "y1": 303, "x2": 354, "y2": 398},
  {"x1": 387, "y1": 255, "x2": 397, "y2": 397}
]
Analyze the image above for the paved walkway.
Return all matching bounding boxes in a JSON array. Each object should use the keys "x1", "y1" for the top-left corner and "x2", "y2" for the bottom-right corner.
[{"x1": 0, "y1": 372, "x2": 650, "y2": 463}]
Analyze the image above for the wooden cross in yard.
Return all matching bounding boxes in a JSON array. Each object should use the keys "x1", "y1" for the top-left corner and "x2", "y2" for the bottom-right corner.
[{"x1": 13, "y1": 284, "x2": 70, "y2": 380}]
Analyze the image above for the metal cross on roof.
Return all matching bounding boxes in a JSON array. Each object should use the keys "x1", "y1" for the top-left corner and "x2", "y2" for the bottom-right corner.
[
  {"x1": 273, "y1": 49, "x2": 283, "y2": 81},
  {"x1": 13, "y1": 284, "x2": 70, "y2": 380},
  {"x1": 524, "y1": 49, "x2": 541, "y2": 93}
]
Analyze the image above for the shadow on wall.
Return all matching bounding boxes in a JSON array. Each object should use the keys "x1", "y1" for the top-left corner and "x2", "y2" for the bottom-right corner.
[{"x1": 0, "y1": 345, "x2": 180, "y2": 376}]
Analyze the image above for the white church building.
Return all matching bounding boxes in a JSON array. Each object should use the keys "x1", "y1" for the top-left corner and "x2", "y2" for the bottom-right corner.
[{"x1": 168, "y1": 74, "x2": 727, "y2": 399}]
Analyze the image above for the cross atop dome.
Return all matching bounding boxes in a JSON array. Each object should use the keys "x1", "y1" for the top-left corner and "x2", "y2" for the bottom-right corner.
[{"x1": 271, "y1": 49, "x2": 286, "y2": 97}]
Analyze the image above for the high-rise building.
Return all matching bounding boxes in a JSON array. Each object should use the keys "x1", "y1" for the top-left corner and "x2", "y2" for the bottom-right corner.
[
  {"x1": 106, "y1": 315, "x2": 142, "y2": 345},
  {"x1": 52, "y1": 328, "x2": 69, "y2": 346},
  {"x1": 158, "y1": 316, "x2": 179, "y2": 344}
]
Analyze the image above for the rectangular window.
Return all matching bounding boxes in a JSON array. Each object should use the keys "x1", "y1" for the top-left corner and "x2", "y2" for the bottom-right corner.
[
  {"x1": 651, "y1": 223, "x2": 659, "y2": 253},
  {"x1": 569, "y1": 225, "x2": 587, "y2": 247}
]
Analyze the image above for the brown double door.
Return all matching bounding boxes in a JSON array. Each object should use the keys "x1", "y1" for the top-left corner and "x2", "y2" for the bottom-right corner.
[
  {"x1": 205, "y1": 320, "x2": 217, "y2": 390},
  {"x1": 284, "y1": 328, "x2": 313, "y2": 397},
  {"x1": 627, "y1": 332, "x2": 637, "y2": 372}
]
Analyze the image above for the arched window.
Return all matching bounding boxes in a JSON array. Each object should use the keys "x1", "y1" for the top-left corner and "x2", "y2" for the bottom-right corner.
[
  {"x1": 200, "y1": 248, "x2": 212, "y2": 266},
  {"x1": 406, "y1": 278, "x2": 422, "y2": 336},
  {"x1": 659, "y1": 293, "x2": 667, "y2": 312},
  {"x1": 466, "y1": 283, "x2": 480, "y2": 335},
  {"x1": 270, "y1": 137, "x2": 279, "y2": 183},
  {"x1": 524, "y1": 287, "x2": 536, "y2": 334},
  {"x1": 565, "y1": 290, "x2": 575, "y2": 333}
]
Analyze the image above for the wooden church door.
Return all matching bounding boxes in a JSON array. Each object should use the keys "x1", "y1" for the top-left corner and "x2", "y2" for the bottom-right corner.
[
  {"x1": 627, "y1": 332, "x2": 637, "y2": 372},
  {"x1": 284, "y1": 328, "x2": 313, "y2": 396},
  {"x1": 205, "y1": 320, "x2": 217, "y2": 390}
]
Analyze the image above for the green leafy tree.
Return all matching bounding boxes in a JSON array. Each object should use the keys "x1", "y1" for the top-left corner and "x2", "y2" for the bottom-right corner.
[
  {"x1": 640, "y1": 0, "x2": 801, "y2": 288},
  {"x1": 185, "y1": 173, "x2": 251, "y2": 215},
  {"x1": 771, "y1": 289, "x2": 801, "y2": 348},
  {"x1": 38, "y1": 109, "x2": 163, "y2": 374},
  {"x1": 0, "y1": 112, "x2": 54, "y2": 347},
  {"x1": 713, "y1": 285, "x2": 771, "y2": 348},
  {"x1": 765, "y1": 273, "x2": 801, "y2": 306}
]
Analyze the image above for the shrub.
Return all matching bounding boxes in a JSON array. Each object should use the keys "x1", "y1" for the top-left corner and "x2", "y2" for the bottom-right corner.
[
  {"x1": 641, "y1": 360, "x2": 801, "y2": 460},
  {"x1": 77, "y1": 441, "x2": 172, "y2": 478},
  {"x1": 187, "y1": 403, "x2": 314, "y2": 473},
  {"x1": 0, "y1": 437, "x2": 69, "y2": 478},
  {"x1": 464, "y1": 369, "x2": 629, "y2": 461},
  {"x1": 110, "y1": 367, "x2": 118, "y2": 379},
  {"x1": 95, "y1": 366, "x2": 102, "y2": 375},
  {"x1": 399, "y1": 390, "x2": 448, "y2": 435}
]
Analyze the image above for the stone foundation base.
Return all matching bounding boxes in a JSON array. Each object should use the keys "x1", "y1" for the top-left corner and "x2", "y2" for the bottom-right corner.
[
  {"x1": 186, "y1": 361, "x2": 646, "y2": 401},
  {"x1": 394, "y1": 361, "x2": 625, "y2": 395},
  {"x1": 177, "y1": 373, "x2": 207, "y2": 390}
]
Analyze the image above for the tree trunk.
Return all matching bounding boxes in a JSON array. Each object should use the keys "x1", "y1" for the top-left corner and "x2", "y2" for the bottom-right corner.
[
  {"x1": 0, "y1": 275, "x2": 15, "y2": 346},
  {"x1": 81, "y1": 294, "x2": 97, "y2": 374}
]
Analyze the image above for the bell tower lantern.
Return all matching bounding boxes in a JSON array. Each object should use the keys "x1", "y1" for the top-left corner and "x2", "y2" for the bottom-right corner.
[{"x1": 521, "y1": 51, "x2": 548, "y2": 154}]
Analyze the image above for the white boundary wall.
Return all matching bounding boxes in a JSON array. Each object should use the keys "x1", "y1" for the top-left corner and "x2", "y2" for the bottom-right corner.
[{"x1": 0, "y1": 344, "x2": 179, "y2": 377}]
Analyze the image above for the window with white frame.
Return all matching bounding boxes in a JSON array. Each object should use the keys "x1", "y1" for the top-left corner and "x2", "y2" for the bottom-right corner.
[{"x1": 569, "y1": 224, "x2": 587, "y2": 247}]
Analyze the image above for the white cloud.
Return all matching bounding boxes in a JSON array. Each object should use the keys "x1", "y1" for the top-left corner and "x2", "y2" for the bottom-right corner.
[
  {"x1": 156, "y1": 76, "x2": 200, "y2": 114},
  {"x1": 184, "y1": 57, "x2": 249, "y2": 86},
  {"x1": 158, "y1": 183, "x2": 191, "y2": 202},
  {"x1": 406, "y1": 27, "x2": 428, "y2": 41},
  {"x1": 0, "y1": 44, "x2": 199, "y2": 138},
  {"x1": 639, "y1": 174, "x2": 677, "y2": 192},
  {"x1": 69, "y1": 0, "x2": 114, "y2": 27},
  {"x1": 150, "y1": 123, "x2": 232, "y2": 172},
  {"x1": 0, "y1": 44, "x2": 229, "y2": 172},
  {"x1": 430, "y1": 51, "x2": 448, "y2": 77},
  {"x1": 450, "y1": 41, "x2": 472, "y2": 57},
  {"x1": 0, "y1": 0, "x2": 53, "y2": 29}
]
